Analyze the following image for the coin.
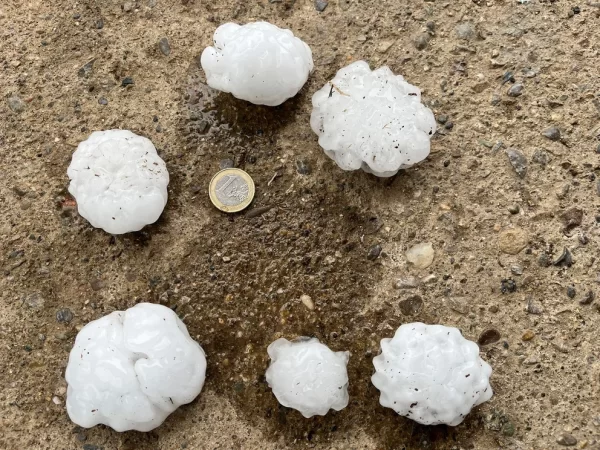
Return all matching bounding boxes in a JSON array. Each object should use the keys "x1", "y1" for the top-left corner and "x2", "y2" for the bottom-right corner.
[{"x1": 209, "y1": 168, "x2": 255, "y2": 213}]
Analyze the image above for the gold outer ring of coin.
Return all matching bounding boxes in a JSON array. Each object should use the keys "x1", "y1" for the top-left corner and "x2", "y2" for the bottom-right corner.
[{"x1": 208, "y1": 168, "x2": 255, "y2": 213}]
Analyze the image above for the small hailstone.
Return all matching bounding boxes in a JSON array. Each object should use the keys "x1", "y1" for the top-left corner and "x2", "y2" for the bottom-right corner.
[
  {"x1": 371, "y1": 322, "x2": 493, "y2": 426},
  {"x1": 66, "y1": 303, "x2": 206, "y2": 432},
  {"x1": 265, "y1": 338, "x2": 349, "y2": 418},
  {"x1": 67, "y1": 130, "x2": 169, "y2": 234},
  {"x1": 201, "y1": 21, "x2": 314, "y2": 106},
  {"x1": 310, "y1": 61, "x2": 436, "y2": 177}
]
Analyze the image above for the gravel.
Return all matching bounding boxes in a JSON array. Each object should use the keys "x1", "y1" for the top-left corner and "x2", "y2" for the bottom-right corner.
[
  {"x1": 542, "y1": 126, "x2": 561, "y2": 141},
  {"x1": 506, "y1": 148, "x2": 527, "y2": 177},
  {"x1": 556, "y1": 434, "x2": 577, "y2": 446},
  {"x1": 507, "y1": 83, "x2": 524, "y2": 97},
  {"x1": 56, "y1": 308, "x2": 74, "y2": 323},
  {"x1": 8, "y1": 96, "x2": 26, "y2": 113},
  {"x1": 478, "y1": 329, "x2": 501, "y2": 346},
  {"x1": 314, "y1": 0, "x2": 328, "y2": 11},
  {"x1": 158, "y1": 37, "x2": 171, "y2": 56}
]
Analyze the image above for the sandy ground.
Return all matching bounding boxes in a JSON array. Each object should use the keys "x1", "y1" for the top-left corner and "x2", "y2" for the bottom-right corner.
[{"x1": 1, "y1": 0, "x2": 600, "y2": 449}]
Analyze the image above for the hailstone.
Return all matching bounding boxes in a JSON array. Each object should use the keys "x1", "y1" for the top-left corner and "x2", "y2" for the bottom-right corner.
[
  {"x1": 310, "y1": 61, "x2": 437, "y2": 177},
  {"x1": 67, "y1": 130, "x2": 169, "y2": 234},
  {"x1": 201, "y1": 21, "x2": 314, "y2": 106},
  {"x1": 371, "y1": 322, "x2": 493, "y2": 426},
  {"x1": 66, "y1": 303, "x2": 207, "y2": 432},
  {"x1": 265, "y1": 337, "x2": 349, "y2": 418}
]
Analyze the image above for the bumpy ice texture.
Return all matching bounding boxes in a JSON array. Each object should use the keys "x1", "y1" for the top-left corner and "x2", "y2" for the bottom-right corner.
[
  {"x1": 67, "y1": 130, "x2": 169, "y2": 234},
  {"x1": 371, "y1": 322, "x2": 493, "y2": 426},
  {"x1": 66, "y1": 303, "x2": 207, "y2": 432},
  {"x1": 310, "y1": 61, "x2": 436, "y2": 177},
  {"x1": 201, "y1": 21, "x2": 314, "y2": 106},
  {"x1": 265, "y1": 338, "x2": 349, "y2": 418}
]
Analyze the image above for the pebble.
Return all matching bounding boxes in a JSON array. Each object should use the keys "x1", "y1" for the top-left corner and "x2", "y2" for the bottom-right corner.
[
  {"x1": 532, "y1": 149, "x2": 550, "y2": 166},
  {"x1": 567, "y1": 286, "x2": 576, "y2": 299},
  {"x1": 455, "y1": 22, "x2": 476, "y2": 40},
  {"x1": 158, "y1": 37, "x2": 171, "y2": 56},
  {"x1": 95, "y1": 19, "x2": 104, "y2": 29},
  {"x1": 557, "y1": 434, "x2": 577, "y2": 446},
  {"x1": 219, "y1": 159, "x2": 234, "y2": 169},
  {"x1": 83, "y1": 445, "x2": 103, "y2": 450},
  {"x1": 478, "y1": 329, "x2": 501, "y2": 346},
  {"x1": 526, "y1": 298, "x2": 543, "y2": 314},
  {"x1": 90, "y1": 279, "x2": 105, "y2": 291},
  {"x1": 8, "y1": 96, "x2": 26, "y2": 113},
  {"x1": 413, "y1": 33, "x2": 430, "y2": 50},
  {"x1": 78, "y1": 60, "x2": 94, "y2": 78},
  {"x1": 300, "y1": 294, "x2": 314, "y2": 310},
  {"x1": 508, "y1": 204, "x2": 520, "y2": 214},
  {"x1": 121, "y1": 77, "x2": 134, "y2": 87},
  {"x1": 507, "y1": 83, "x2": 524, "y2": 97},
  {"x1": 553, "y1": 247, "x2": 572, "y2": 267},
  {"x1": 394, "y1": 277, "x2": 420, "y2": 289},
  {"x1": 498, "y1": 228, "x2": 528, "y2": 255},
  {"x1": 367, "y1": 244, "x2": 382, "y2": 261},
  {"x1": 580, "y1": 290, "x2": 595, "y2": 305},
  {"x1": 447, "y1": 297, "x2": 469, "y2": 315},
  {"x1": 56, "y1": 308, "x2": 74, "y2": 323},
  {"x1": 561, "y1": 207, "x2": 583, "y2": 229},
  {"x1": 295, "y1": 159, "x2": 312, "y2": 175},
  {"x1": 98, "y1": 97, "x2": 108, "y2": 105},
  {"x1": 542, "y1": 126, "x2": 561, "y2": 141},
  {"x1": 596, "y1": 143, "x2": 600, "y2": 154},
  {"x1": 24, "y1": 293, "x2": 45, "y2": 309},
  {"x1": 405, "y1": 242, "x2": 434, "y2": 269},
  {"x1": 522, "y1": 330, "x2": 535, "y2": 341},
  {"x1": 399, "y1": 295, "x2": 423, "y2": 316},
  {"x1": 506, "y1": 148, "x2": 527, "y2": 178},
  {"x1": 510, "y1": 265, "x2": 523, "y2": 276},
  {"x1": 500, "y1": 279, "x2": 517, "y2": 294},
  {"x1": 52, "y1": 396, "x2": 62, "y2": 405},
  {"x1": 123, "y1": 2, "x2": 134, "y2": 12},
  {"x1": 314, "y1": 0, "x2": 328, "y2": 11},
  {"x1": 378, "y1": 41, "x2": 394, "y2": 53}
]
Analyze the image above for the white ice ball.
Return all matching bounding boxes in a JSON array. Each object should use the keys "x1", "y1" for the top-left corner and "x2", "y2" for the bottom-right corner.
[
  {"x1": 67, "y1": 130, "x2": 169, "y2": 234},
  {"x1": 201, "y1": 21, "x2": 314, "y2": 106},
  {"x1": 371, "y1": 322, "x2": 493, "y2": 426},
  {"x1": 65, "y1": 303, "x2": 207, "y2": 432},
  {"x1": 310, "y1": 61, "x2": 436, "y2": 177},
  {"x1": 265, "y1": 338, "x2": 350, "y2": 418}
]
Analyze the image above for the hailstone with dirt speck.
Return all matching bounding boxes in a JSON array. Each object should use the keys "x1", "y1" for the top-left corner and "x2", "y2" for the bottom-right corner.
[
  {"x1": 67, "y1": 130, "x2": 169, "y2": 234},
  {"x1": 371, "y1": 322, "x2": 493, "y2": 426},
  {"x1": 201, "y1": 21, "x2": 314, "y2": 106},
  {"x1": 65, "y1": 303, "x2": 206, "y2": 432},
  {"x1": 266, "y1": 338, "x2": 349, "y2": 418},
  {"x1": 310, "y1": 61, "x2": 436, "y2": 177}
]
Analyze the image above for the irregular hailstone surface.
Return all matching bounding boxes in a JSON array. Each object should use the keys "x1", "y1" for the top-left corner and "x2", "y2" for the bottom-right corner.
[
  {"x1": 201, "y1": 21, "x2": 314, "y2": 106},
  {"x1": 372, "y1": 322, "x2": 493, "y2": 426},
  {"x1": 66, "y1": 303, "x2": 207, "y2": 432},
  {"x1": 265, "y1": 338, "x2": 349, "y2": 418},
  {"x1": 310, "y1": 61, "x2": 436, "y2": 177},
  {"x1": 67, "y1": 130, "x2": 169, "y2": 234}
]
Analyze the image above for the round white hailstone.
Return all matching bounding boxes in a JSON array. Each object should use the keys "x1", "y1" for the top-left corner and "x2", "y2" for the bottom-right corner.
[
  {"x1": 371, "y1": 323, "x2": 493, "y2": 426},
  {"x1": 310, "y1": 61, "x2": 437, "y2": 177},
  {"x1": 65, "y1": 303, "x2": 207, "y2": 432},
  {"x1": 67, "y1": 130, "x2": 169, "y2": 234},
  {"x1": 265, "y1": 338, "x2": 350, "y2": 418},
  {"x1": 201, "y1": 21, "x2": 314, "y2": 106}
]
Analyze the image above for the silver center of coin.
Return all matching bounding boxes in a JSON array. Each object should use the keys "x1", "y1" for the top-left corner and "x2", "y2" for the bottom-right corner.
[{"x1": 214, "y1": 174, "x2": 249, "y2": 206}]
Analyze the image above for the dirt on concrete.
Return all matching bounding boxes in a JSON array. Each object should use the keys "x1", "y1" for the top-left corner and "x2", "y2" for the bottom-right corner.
[{"x1": 1, "y1": 0, "x2": 599, "y2": 449}]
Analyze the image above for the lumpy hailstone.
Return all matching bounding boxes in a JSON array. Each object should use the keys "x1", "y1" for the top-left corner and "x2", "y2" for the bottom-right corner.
[
  {"x1": 266, "y1": 338, "x2": 349, "y2": 418},
  {"x1": 372, "y1": 323, "x2": 493, "y2": 426},
  {"x1": 66, "y1": 303, "x2": 207, "y2": 432},
  {"x1": 310, "y1": 61, "x2": 436, "y2": 177},
  {"x1": 67, "y1": 130, "x2": 169, "y2": 234},
  {"x1": 201, "y1": 22, "x2": 314, "y2": 106}
]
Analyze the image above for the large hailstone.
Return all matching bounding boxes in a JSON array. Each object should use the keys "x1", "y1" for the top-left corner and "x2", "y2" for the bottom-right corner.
[
  {"x1": 67, "y1": 130, "x2": 169, "y2": 234},
  {"x1": 310, "y1": 61, "x2": 437, "y2": 177},
  {"x1": 371, "y1": 323, "x2": 493, "y2": 426},
  {"x1": 265, "y1": 338, "x2": 350, "y2": 418},
  {"x1": 66, "y1": 303, "x2": 207, "y2": 432},
  {"x1": 201, "y1": 21, "x2": 314, "y2": 106}
]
